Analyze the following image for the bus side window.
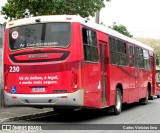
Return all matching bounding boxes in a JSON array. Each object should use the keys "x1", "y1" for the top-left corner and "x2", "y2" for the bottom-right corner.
[
  {"x1": 128, "y1": 46, "x2": 134, "y2": 67},
  {"x1": 109, "y1": 37, "x2": 117, "y2": 65},
  {"x1": 82, "y1": 27, "x2": 98, "y2": 62},
  {"x1": 116, "y1": 40, "x2": 127, "y2": 66},
  {"x1": 143, "y1": 49, "x2": 150, "y2": 70},
  {"x1": 135, "y1": 47, "x2": 144, "y2": 69}
]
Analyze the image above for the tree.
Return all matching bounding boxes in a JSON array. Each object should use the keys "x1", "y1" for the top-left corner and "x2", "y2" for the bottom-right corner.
[
  {"x1": 95, "y1": 0, "x2": 111, "y2": 24},
  {"x1": 0, "y1": 0, "x2": 107, "y2": 20},
  {"x1": 134, "y1": 37, "x2": 160, "y2": 64},
  {"x1": 109, "y1": 23, "x2": 133, "y2": 38}
]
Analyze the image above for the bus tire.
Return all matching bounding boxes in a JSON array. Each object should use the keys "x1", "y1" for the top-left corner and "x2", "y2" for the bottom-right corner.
[
  {"x1": 149, "y1": 96, "x2": 154, "y2": 100},
  {"x1": 113, "y1": 88, "x2": 122, "y2": 115},
  {"x1": 139, "y1": 91, "x2": 148, "y2": 105}
]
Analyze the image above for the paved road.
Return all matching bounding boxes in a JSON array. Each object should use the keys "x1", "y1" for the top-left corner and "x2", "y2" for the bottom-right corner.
[
  {"x1": 11, "y1": 98, "x2": 160, "y2": 124},
  {"x1": 3, "y1": 98, "x2": 160, "y2": 132}
]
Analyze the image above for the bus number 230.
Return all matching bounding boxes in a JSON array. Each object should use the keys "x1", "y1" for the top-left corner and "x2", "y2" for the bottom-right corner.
[{"x1": 9, "y1": 66, "x2": 20, "y2": 73}]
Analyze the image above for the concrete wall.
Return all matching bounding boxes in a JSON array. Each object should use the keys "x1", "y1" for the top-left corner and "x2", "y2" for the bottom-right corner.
[
  {"x1": 0, "y1": 24, "x2": 4, "y2": 48},
  {"x1": 0, "y1": 24, "x2": 4, "y2": 108}
]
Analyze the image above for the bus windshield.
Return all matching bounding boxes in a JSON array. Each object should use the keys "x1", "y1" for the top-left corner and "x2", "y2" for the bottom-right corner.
[{"x1": 9, "y1": 22, "x2": 71, "y2": 50}]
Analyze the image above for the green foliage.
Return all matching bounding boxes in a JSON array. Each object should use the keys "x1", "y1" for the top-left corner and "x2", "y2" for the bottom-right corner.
[
  {"x1": 0, "y1": 0, "x2": 109, "y2": 20},
  {"x1": 109, "y1": 23, "x2": 133, "y2": 38},
  {"x1": 156, "y1": 57, "x2": 159, "y2": 65},
  {"x1": 134, "y1": 37, "x2": 160, "y2": 64},
  {"x1": 3, "y1": 22, "x2": 7, "y2": 26}
]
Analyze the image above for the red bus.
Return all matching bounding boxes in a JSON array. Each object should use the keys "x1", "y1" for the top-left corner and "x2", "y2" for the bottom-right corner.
[
  {"x1": 4, "y1": 15, "x2": 156, "y2": 115},
  {"x1": 156, "y1": 66, "x2": 160, "y2": 98}
]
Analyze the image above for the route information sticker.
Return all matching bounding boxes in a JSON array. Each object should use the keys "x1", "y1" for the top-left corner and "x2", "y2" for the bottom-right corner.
[{"x1": 18, "y1": 75, "x2": 59, "y2": 85}]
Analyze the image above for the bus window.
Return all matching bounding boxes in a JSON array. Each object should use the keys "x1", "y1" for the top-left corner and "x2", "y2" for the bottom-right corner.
[
  {"x1": 143, "y1": 49, "x2": 150, "y2": 70},
  {"x1": 9, "y1": 22, "x2": 71, "y2": 50},
  {"x1": 82, "y1": 27, "x2": 98, "y2": 62},
  {"x1": 109, "y1": 37, "x2": 117, "y2": 65},
  {"x1": 135, "y1": 47, "x2": 144, "y2": 69},
  {"x1": 128, "y1": 46, "x2": 134, "y2": 67},
  {"x1": 116, "y1": 40, "x2": 127, "y2": 66}
]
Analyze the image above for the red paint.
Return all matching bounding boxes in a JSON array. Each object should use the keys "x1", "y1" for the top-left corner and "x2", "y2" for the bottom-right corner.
[{"x1": 4, "y1": 17, "x2": 156, "y2": 110}]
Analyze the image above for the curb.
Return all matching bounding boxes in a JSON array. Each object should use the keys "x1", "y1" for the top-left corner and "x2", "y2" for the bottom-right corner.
[{"x1": 0, "y1": 111, "x2": 55, "y2": 123}]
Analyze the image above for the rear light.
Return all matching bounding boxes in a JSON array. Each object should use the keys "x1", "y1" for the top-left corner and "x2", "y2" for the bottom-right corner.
[
  {"x1": 66, "y1": 17, "x2": 72, "y2": 20},
  {"x1": 4, "y1": 86, "x2": 10, "y2": 93},
  {"x1": 4, "y1": 74, "x2": 10, "y2": 93},
  {"x1": 71, "y1": 68, "x2": 78, "y2": 90},
  {"x1": 9, "y1": 23, "x2": 14, "y2": 26}
]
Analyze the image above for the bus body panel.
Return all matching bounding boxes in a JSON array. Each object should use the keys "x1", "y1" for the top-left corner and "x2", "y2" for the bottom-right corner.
[
  {"x1": 4, "y1": 15, "x2": 156, "y2": 111},
  {"x1": 4, "y1": 22, "x2": 85, "y2": 108}
]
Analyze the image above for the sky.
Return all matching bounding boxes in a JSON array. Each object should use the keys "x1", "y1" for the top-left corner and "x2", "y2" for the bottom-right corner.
[
  {"x1": 0, "y1": 0, "x2": 7, "y2": 22},
  {"x1": 98, "y1": 0, "x2": 160, "y2": 39},
  {"x1": 1, "y1": 0, "x2": 160, "y2": 39}
]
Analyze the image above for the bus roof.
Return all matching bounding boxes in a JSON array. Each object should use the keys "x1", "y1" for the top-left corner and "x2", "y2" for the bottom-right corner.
[{"x1": 6, "y1": 15, "x2": 154, "y2": 52}]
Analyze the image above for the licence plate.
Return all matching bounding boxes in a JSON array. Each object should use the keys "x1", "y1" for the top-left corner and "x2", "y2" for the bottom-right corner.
[{"x1": 32, "y1": 87, "x2": 45, "y2": 92}]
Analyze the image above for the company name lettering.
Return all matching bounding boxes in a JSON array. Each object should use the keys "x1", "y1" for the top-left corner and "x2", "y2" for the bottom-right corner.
[{"x1": 28, "y1": 55, "x2": 48, "y2": 59}]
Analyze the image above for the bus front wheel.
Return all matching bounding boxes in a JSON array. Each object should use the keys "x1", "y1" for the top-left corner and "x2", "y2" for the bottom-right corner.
[{"x1": 113, "y1": 88, "x2": 122, "y2": 115}]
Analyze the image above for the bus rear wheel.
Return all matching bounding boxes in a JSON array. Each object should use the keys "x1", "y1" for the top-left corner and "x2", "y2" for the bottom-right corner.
[
  {"x1": 139, "y1": 91, "x2": 148, "y2": 105},
  {"x1": 113, "y1": 88, "x2": 122, "y2": 115},
  {"x1": 139, "y1": 97, "x2": 148, "y2": 105}
]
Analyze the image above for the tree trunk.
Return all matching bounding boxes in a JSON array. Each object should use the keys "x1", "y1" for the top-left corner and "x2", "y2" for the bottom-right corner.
[{"x1": 95, "y1": 10, "x2": 100, "y2": 24}]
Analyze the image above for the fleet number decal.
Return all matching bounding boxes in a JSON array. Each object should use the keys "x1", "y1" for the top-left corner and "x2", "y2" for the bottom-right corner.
[{"x1": 9, "y1": 66, "x2": 20, "y2": 73}]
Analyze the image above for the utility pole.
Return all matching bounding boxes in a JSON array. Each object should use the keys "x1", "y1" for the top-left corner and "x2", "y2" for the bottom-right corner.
[
  {"x1": 95, "y1": 10, "x2": 100, "y2": 24},
  {"x1": 0, "y1": 24, "x2": 4, "y2": 108},
  {"x1": 95, "y1": 0, "x2": 111, "y2": 24}
]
